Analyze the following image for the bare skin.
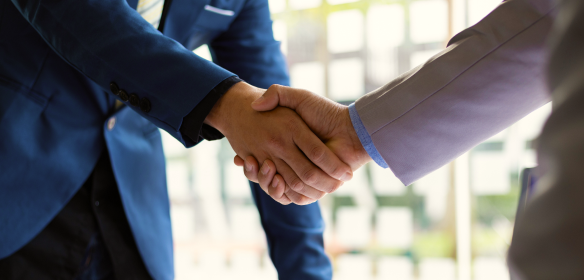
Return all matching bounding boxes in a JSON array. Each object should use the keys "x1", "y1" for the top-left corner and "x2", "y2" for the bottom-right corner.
[
  {"x1": 205, "y1": 82, "x2": 353, "y2": 205},
  {"x1": 234, "y1": 84, "x2": 372, "y2": 204}
]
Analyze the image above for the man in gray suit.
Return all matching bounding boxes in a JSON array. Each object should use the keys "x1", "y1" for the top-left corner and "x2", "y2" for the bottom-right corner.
[{"x1": 237, "y1": 0, "x2": 584, "y2": 277}]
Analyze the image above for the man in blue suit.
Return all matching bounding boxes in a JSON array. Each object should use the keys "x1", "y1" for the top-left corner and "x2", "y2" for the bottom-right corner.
[{"x1": 0, "y1": 0, "x2": 353, "y2": 278}]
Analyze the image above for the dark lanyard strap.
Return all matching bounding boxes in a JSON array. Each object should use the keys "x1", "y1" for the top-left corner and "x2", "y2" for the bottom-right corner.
[{"x1": 157, "y1": 0, "x2": 173, "y2": 33}]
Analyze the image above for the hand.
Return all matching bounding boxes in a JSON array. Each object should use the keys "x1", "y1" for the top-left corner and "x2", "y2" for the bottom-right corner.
[
  {"x1": 234, "y1": 85, "x2": 373, "y2": 203},
  {"x1": 205, "y1": 82, "x2": 353, "y2": 205}
]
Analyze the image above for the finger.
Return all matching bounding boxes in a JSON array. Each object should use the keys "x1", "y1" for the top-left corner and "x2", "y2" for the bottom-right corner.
[
  {"x1": 293, "y1": 126, "x2": 353, "y2": 185},
  {"x1": 251, "y1": 84, "x2": 310, "y2": 112},
  {"x1": 250, "y1": 85, "x2": 280, "y2": 111},
  {"x1": 256, "y1": 159, "x2": 277, "y2": 194},
  {"x1": 234, "y1": 155, "x2": 244, "y2": 166},
  {"x1": 278, "y1": 132, "x2": 346, "y2": 194},
  {"x1": 273, "y1": 157, "x2": 326, "y2": 201},
  {"x1": 283, "y1": 185, "x2": 317, "y2": 206},
  {"x1": 242, "y1": 156, "x2": 260, "y2": 183},
  {"x1": 268, "y1": 174, "x2": 291, "y2": 205}
]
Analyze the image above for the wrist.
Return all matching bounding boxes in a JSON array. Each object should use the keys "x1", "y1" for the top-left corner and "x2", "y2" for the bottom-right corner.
[
  {"x1": 205, "y1": 82, "x2": 263, "y2": 134},
  {"x1": 340, "y1": 106, "x2": 371, "y2": 162}
]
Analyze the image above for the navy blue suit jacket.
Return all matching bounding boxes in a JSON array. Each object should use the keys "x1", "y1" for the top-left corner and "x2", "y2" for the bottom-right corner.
[{"x1": 0, "y1": 0, "x2": 331, "y2": 279}]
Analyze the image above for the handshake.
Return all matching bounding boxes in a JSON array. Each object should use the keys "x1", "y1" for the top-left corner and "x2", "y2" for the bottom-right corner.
[{"x1": 204, "y1": 82, "x2": 374, "y2": 205}]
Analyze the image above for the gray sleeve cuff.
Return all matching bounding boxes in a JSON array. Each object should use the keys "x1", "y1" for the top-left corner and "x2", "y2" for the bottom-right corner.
[{"x1": 348, "y1": 103, "x2": 389, "y2": 168}]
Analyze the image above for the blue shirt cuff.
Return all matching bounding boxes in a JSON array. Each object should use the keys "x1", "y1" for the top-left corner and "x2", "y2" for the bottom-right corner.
[{"x1": 348, "y1": 103, "x2": 389, "y2": 168}]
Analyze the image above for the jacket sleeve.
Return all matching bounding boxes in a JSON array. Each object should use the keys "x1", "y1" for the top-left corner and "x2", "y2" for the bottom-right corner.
[
  {"x1": 10, "y1": 0, "x2": 236, "y2": 147},
  {"x1": 354, "y1": 0, "x2": 556, "y2": 185}
]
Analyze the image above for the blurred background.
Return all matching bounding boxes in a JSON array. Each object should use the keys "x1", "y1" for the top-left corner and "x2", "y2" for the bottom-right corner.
[{"x1": 166, "y1": 0, "x2": 552, "y2": 279}]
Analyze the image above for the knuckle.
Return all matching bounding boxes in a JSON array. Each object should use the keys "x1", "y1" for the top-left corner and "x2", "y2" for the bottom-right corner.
[
  {"x1": 268, "y1": 84, "x2": 283, "y2": 92},
  {"x1": 284, "y1": 118, "x2": 300, "y2": 133},
  {"x1": 309, "y1": 146, "x2": 326, "y2": 164},
  {"x1": 285, "y1": 188, "x2": 303, "y2": 204},
  {"x1": 288, "y1": 193, "x2": 302, "y2": 204},
  {"x1": 267, "y1": 136, "x2": 286, "y2": 153},
  {"x1": 302, "y1": 169, "x2": 319, "y2": 186},
  {"x1": 290, "y1": 179, "x2": 305, "y2": 193},
  {"x1": 331, "y1": 165, "x2": 347, "y2": 180}
]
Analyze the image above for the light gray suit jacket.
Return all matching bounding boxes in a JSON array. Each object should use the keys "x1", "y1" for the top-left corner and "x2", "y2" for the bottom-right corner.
[
  {"x1": 356, "y1": 0, "x2": 584, "y2": 278},
  {"x1": 355, "y1": 0, "x2": 555, "y2": 185}
]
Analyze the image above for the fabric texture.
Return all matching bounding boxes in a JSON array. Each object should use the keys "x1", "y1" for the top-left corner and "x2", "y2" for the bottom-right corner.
[
  {"x1": 348, "y1": 103, "x2": 388, "y2": 168},
  {"x1": 180, "y1": 76, "x2": 242, "y2": 143},
  {"x1": 0, "y1": 152, "x2": 147, "y2": 280}
]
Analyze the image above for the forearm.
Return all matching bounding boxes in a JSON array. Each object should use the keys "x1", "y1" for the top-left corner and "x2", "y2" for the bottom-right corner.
[
  {"x1": 355, "y1": 0, "x2": 556, "y2": 185},
  {"x1": 203, "y1": 82, "x2": 264, "y2": 135}
]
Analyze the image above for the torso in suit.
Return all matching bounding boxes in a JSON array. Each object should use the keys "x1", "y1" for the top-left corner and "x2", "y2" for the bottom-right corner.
[{"x1": 0, "y1": 0, "x2": 330, "y2": 279}]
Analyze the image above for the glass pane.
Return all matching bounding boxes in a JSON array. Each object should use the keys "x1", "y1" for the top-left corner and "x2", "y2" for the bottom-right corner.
[
  {"x1": 366, "y1": 5, "x2": 403, "y2": 84},
  {"x1": 335, "y1": 254, "x2": 373, "y2": 280},
  {"x1": 377, "y1": 256, "x2": 414, "y2": 280},
  {"x1": 468, "y1": 0, "x2": 502, "y2": 26},
  {"x1": 272, "y1": 20, "x2": 288, "y2": 55},
  {"x1": 269, "y1": 0, "x2": 286, "y2": 13},
  {"x1": 409, "y1": 0, "x2": 448, "y2": 44},
  {"x1": 328, "y1": 58, "x2": 364, "y2": 101},
  {"x1": 193, "y1": 44, "x2": 212, "y2": 61},
  {"x1": 290, "y1": 61, "x2": 326, "y2": 96},
  {"x1": 327, "y1": 0, "x2": 359, "y2": 6},
  {"x1": 289, "y1": 0, "x2": 321, "y2": 10},
  {"x1": 419, "y1": 258, "x2": 457, "y2": 280},
  {"x1": 376, "y1": 207, "x2": 413, "y2": 249},
  {"x1": 327, "y1": 10, "x2": 364, "y2": 53},
  {"x1": 367, "y1": 4, "x2": 404, "y2": 49},
  {"x1": 336, "y1": 207, "x2": 372, "y2": 248}
]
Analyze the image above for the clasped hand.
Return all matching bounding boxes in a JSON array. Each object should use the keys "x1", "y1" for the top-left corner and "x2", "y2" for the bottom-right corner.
[
  {"x1": 214, "y1": 83, "x2": 372, "y2": 205},
  {"x1": 205, "y1": 82, "x2": 363, "y2": 205}
]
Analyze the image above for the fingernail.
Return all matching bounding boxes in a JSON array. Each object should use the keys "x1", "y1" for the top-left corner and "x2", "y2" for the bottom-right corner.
[
  {"x1": 245, "y1": 161, "x2": 252, "y2": 172},
  {"x1": 340, "y1": 172, "x2": 352, "y2": 182},
  {"x1": 251, "y1": 96, "x2": 265, "y2": 105},
  {"x1": 261, "y1": 161, "x2": 270, "y2": 175},
  {"x1": 272, "y1": 177, "x2": 279, "y2": 188}
]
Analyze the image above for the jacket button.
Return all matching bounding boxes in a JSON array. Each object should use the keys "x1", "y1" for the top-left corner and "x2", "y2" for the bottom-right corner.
[
  {"x1": 118, "y1": 90, "x2": 129, "y2": 102},
  {"x1": 140, "y1": 98, "x2": 151, "y2": 113},
  {"x1": 109, "y1": 82, "x2": 119, "y2": 95},
  {"x1": 129, "y1": 93, "x2": 140, "y2": 107}
]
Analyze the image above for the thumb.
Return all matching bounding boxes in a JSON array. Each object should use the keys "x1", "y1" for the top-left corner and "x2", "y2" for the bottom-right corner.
[
  {"x1": 251, "y1": 85, "x2": 281, "y2": 112},
  {"x1": 251, "y1": 84, "x2": 310, "y2": 112}
]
